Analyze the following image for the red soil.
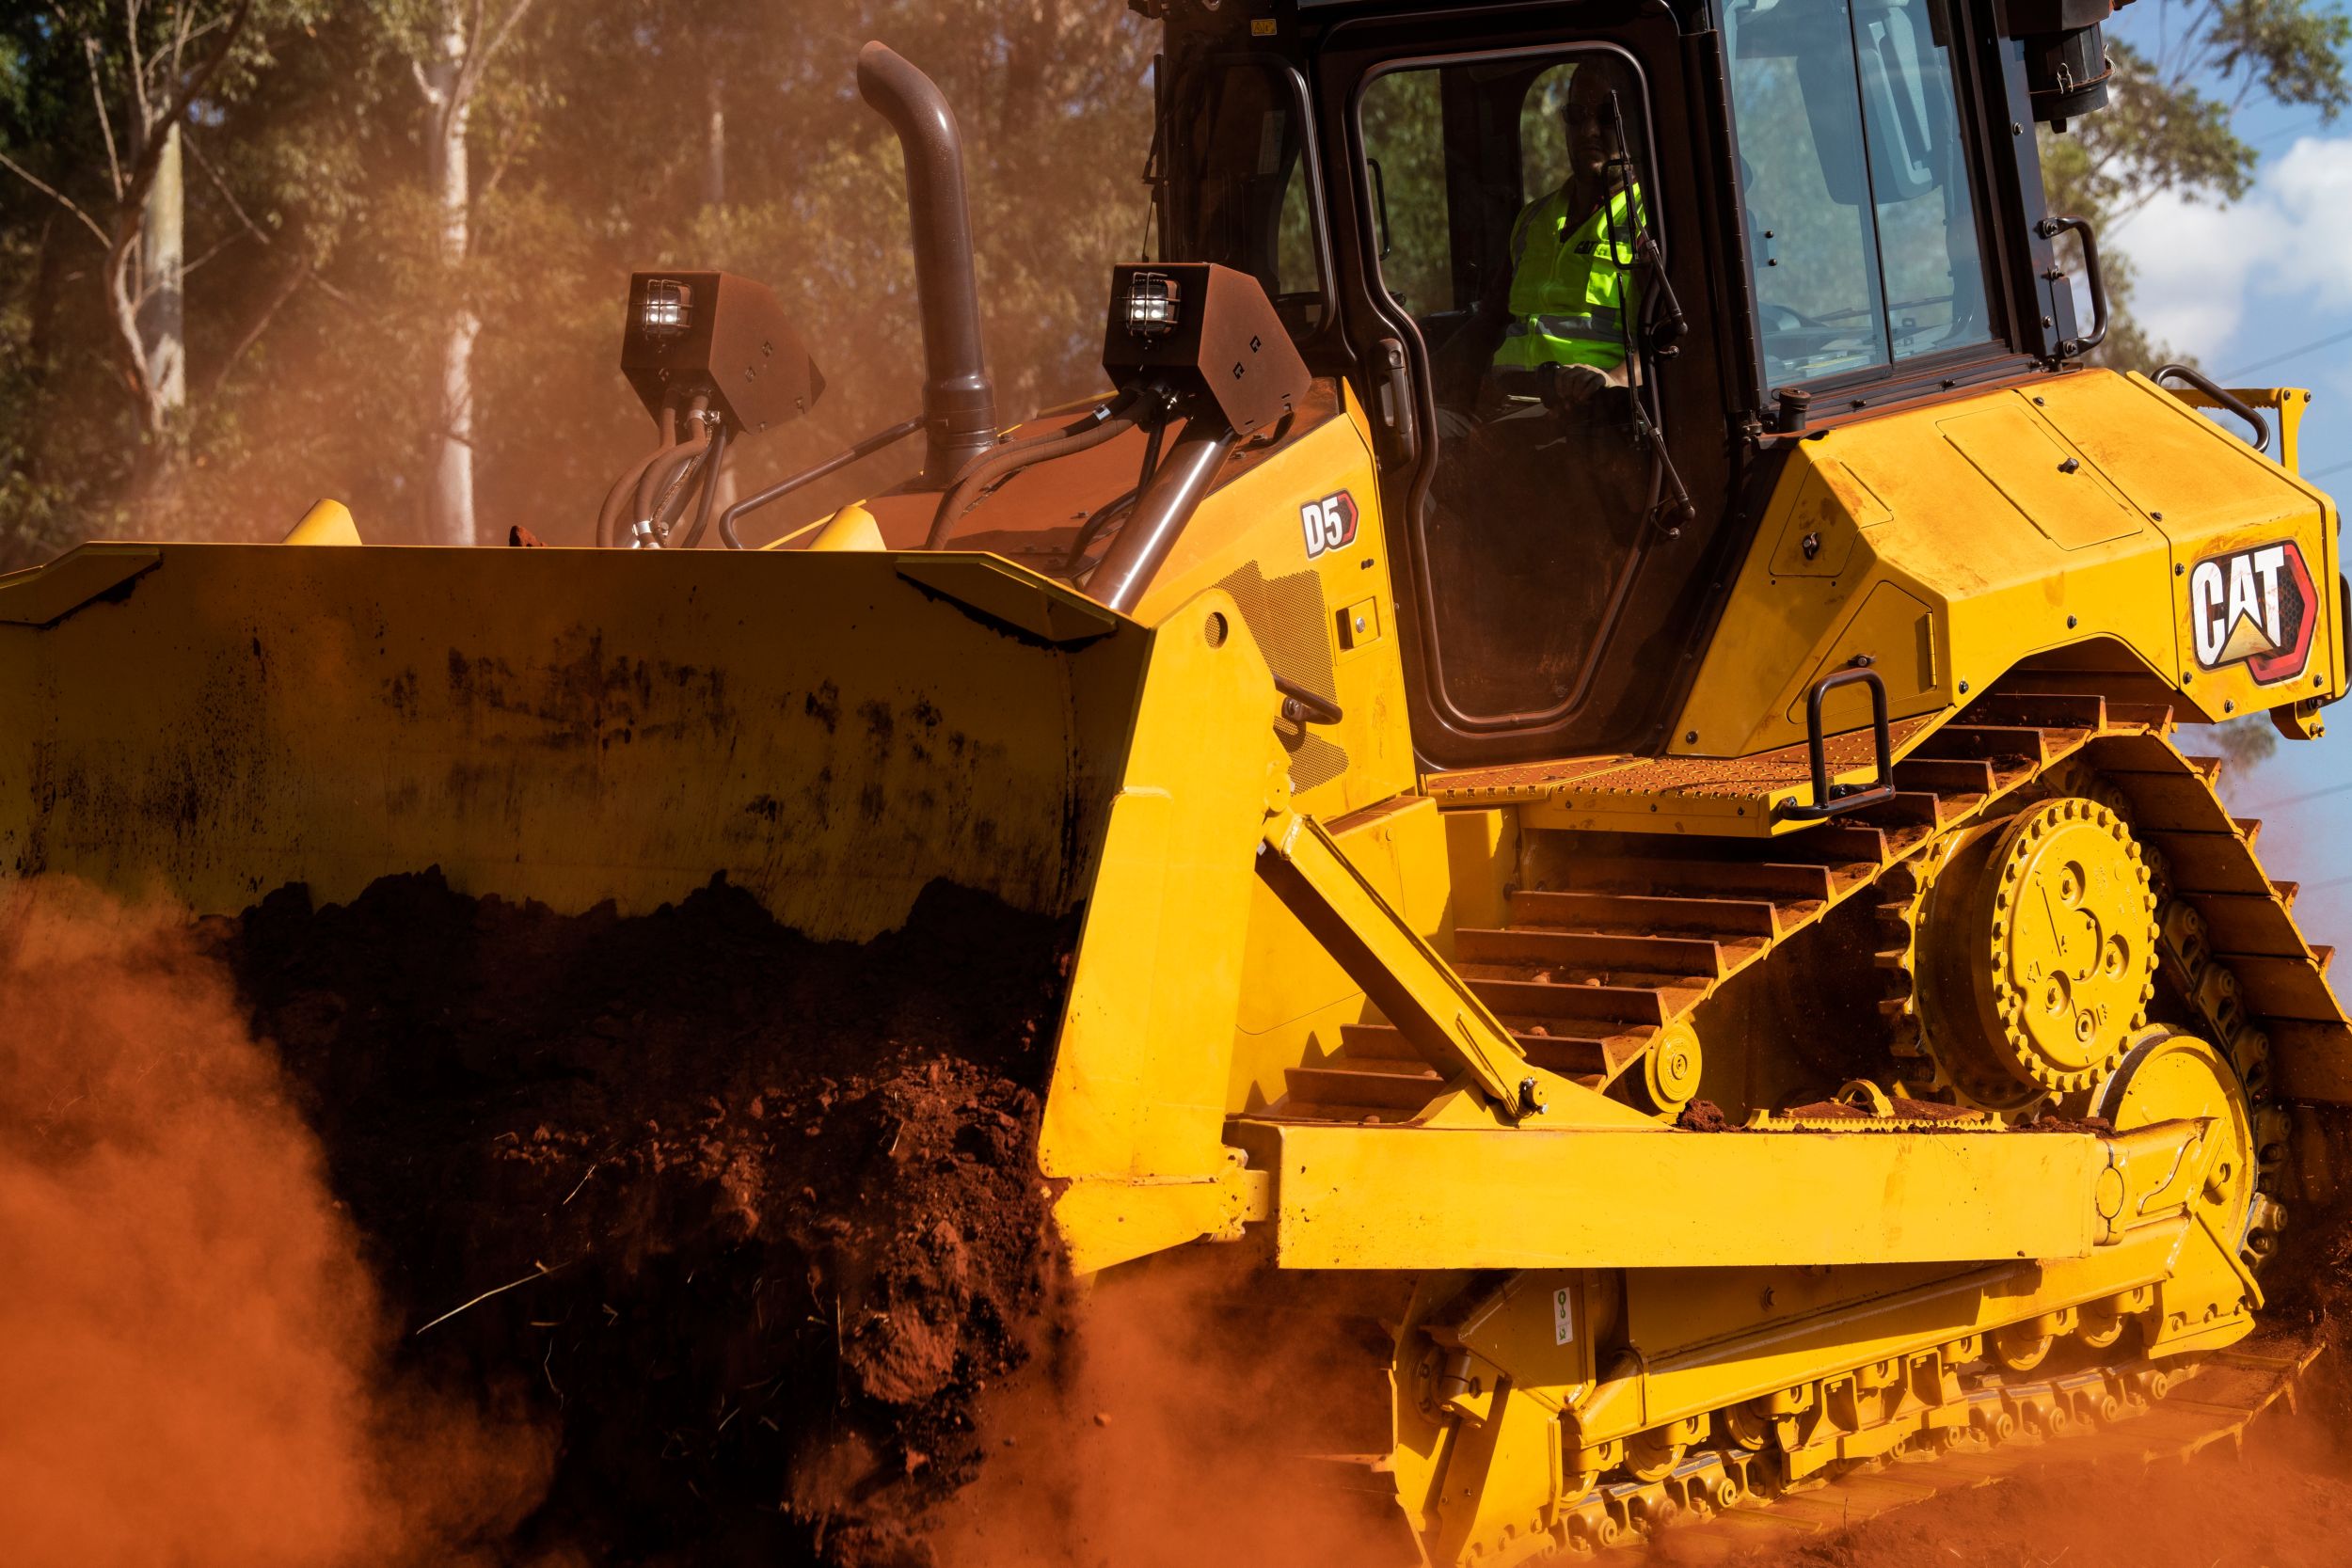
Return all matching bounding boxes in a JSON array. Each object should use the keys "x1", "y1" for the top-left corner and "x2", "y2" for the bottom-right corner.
[{"x1": 217, "y1": 870, "x2": 1077, "y2": 1567}]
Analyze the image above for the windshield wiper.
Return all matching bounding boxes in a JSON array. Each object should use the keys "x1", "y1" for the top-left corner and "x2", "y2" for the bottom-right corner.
[{"x1": 1601, "y1": 90, "x2": 1697, "y2": 531}]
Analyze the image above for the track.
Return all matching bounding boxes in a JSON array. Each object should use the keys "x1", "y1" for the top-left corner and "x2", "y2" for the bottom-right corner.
[
  {"x1": 1285, "y1": 686, "x2": 2343, "y2": 1151},
  {"x1": 1265, "y1": 685, "x2": 2347, "y2": 1561},
  {"x1": 1641, "y1": 1330, "x2": 2325, "y2": 1561}
]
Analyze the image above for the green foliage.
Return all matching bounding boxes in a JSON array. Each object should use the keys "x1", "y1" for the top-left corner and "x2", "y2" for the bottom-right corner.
[{"x1": 0, "y1": 0, "x2": 1153, "y2": 557}]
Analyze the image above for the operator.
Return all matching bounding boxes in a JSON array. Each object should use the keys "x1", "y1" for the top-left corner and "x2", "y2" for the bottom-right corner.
[
  {"x1": 1432, "y1": 58, "x2": 1647, "y2": 422},
  {"x1": 1487, "y1": 60, "x2": 1645, "y2": 409}
]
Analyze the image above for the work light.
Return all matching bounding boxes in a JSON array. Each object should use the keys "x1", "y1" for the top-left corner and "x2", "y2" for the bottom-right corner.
[{"x1": 1123, "y1": 271, "x2": 1183, "y2": 338}]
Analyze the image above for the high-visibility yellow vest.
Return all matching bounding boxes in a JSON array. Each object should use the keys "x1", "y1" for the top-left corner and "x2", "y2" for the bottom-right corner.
[{"x1": 1494, "y1": 182, "x2": 1644, "y2": 372}]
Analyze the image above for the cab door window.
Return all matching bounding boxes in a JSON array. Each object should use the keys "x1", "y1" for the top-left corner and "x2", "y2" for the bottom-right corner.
[
  {"x1": 1726, "y1": 0, "x2": 1993, "y2": 388},
  {"x1": 1359, "y1": 49, "x2": 1675, "y2": 730}
]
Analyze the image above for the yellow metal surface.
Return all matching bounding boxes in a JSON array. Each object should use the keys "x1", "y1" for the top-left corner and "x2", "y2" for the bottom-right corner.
[
  {"x1": 1916, "y1": 797, "x2": 2159, "y2": 1105},
  {"x1": 1670, "y1": 370, "x2": 2343, "y2": 760},
  {"x1": 0, "y1": 543, "x2": 159, "y2": 627},
  {"x1": 1420, "y1": 718, "x2": 1946, "y2": 837},
  {"x1": 1038, "y1": 588, "x2": 1295, "y2": 1272},
  {"x1": 1229, "y1": 1117, "x2": 2206, "y2": 1270},
  {"x1": 0, "y1": 539, "x2": 1320, "y2": 1279},
  {"x1": 1254, "y1": 806, "x2": 1581, "y2": 1117},
  {"x1": 281, "y1": 498, "x2": 362, "y2": 546},
  {"x1": 804, "y1": 501, "x2": 884, "y2": 550},
  {"x1": 1225, "y1": 792, "x2": 1457, "y2": 1116},
  {"x1": 2165, "y1": 384, "x2": 2312, "y2": 471},
  {"x1": 1129, "y1": 384, "x2": 1418, "y2": 820}
]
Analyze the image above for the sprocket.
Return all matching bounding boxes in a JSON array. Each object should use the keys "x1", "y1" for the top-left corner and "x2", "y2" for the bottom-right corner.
[{"x1": 1912, "y1": 796, "x2": 2159, "y2": 1110}]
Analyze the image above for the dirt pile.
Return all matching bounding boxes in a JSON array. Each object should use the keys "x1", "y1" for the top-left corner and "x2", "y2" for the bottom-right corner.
[{"x1": 215, "y1": 869, "x2": 1077, "y2": 1567}]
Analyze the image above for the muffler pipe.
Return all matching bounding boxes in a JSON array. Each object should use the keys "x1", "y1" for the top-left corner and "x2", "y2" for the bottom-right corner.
[{"x1": 857, "y1": 42, "x2": 999, "y2": 490}]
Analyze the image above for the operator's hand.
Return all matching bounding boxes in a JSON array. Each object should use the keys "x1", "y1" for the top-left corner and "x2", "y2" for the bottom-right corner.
[{"x1": 1539, "y1": 362, "x2": 1612, "y2": 407}]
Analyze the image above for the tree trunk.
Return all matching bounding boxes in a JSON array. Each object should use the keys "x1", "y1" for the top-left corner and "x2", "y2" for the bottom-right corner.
[
  {"x1": 137, "y1": 120, "x2": 187, "y2": 421},
  {"x1": 422, "y1": 12, "x2": 480, "y2": 547},
  {"x1": 704, "y1": 69, "x2": 727, "y2": 211},
  {"x1": 699, "y1": 65, "x2": 736, "y2": 530}
]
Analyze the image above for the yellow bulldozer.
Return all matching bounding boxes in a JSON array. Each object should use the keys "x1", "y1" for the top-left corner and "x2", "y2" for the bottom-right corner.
[{"x1": 5, "y1": 0, "x2": 2348, "y2": 1558}]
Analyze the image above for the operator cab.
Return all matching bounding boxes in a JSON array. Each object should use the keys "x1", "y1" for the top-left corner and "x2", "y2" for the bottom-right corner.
[{"x1": 1146, "y1": 0, "x2": 2090, "y2": 765}]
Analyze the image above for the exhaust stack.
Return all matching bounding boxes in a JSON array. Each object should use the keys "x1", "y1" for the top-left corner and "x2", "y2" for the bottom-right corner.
[{"x1": 857, "y1": 42, "x2": 999, "y2": 489}]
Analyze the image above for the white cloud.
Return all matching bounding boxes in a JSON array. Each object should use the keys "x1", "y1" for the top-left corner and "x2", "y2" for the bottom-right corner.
[{"x1": 2109, "y1": 136, "x2": 2352, "y2": 356}]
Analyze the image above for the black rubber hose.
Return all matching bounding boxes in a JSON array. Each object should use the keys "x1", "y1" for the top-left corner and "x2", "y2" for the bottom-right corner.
[
  {"x1": 672, "y1": 423, "x2": 733, "y2": 549},
  {"x1": 1057, "y1": 485, "x2": 1141, "y2": 574},
  {"x1": 718, "y1": 415, "x2": 926, "y2": 550},
  {"x1": 636, "y1": 412, "x2": 712, "y2": 542},
  {"x1": 596, "y1": 405, "x2": 677, "y2": 547},
  {"x1": 925, "y1": 397, "x2": 1140, "y2": 551},
  {"x1": 642, "y1": 432, "x2": 715, "y2": 544}
]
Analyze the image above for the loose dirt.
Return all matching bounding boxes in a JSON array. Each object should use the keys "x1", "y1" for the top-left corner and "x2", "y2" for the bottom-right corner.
[{"x1": 215, "y1": 869, "x2": 1077, "y2": 1567}]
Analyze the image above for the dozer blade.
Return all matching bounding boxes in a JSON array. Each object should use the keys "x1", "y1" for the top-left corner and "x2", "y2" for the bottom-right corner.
[
  {"x1": 1, "y1": 544, "x2": 1139, "y2": 935},
  {"x1": 0, "y1": 542, "x2": 1290, "y2": 1270}
]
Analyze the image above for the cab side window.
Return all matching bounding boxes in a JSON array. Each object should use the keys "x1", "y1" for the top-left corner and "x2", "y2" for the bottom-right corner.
[{"x1": 1728, "y1": 0, "x2": 1992, "y2": 388}]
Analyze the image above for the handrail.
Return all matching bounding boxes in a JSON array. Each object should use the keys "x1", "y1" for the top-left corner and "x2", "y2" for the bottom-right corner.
[
  {"x1": 1777, "y1": 668, "x2": 1895, "y2": 822},
  {"x1": 2153, "y1": 363, "x2": 2273, "y2": 454},
  {"x1": 2036, "y1": 214, "x2": 2108, "y2": 358}
]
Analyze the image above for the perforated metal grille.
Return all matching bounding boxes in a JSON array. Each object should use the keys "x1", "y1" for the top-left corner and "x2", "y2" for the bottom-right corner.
[{"x1": 1213, "y1": 560, "x2": 1347, "y2": 793}]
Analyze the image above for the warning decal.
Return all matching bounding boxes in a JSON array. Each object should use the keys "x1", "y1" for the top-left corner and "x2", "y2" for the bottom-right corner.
[{"x1": 2188, "y1": 539, "x2": 2316, "y2": 685}]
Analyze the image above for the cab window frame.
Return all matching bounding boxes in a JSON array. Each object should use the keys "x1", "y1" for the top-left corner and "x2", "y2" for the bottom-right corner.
[
  {"x1": 1717, "y1": 0, "x2": 2028, "y2": 410},
  {"x1": 1352, "y1": 42, "x2": 1671, "y2": 339},
  {"x1": 1159, "y1": 49, "x2": 1345, "y2": 356}
]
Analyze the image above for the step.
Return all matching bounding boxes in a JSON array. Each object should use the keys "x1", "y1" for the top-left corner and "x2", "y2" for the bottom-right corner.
[
  {"x1": 1891, "y1": 756, "x2": 1997, "y2": 795},
  {"x1": 1454, "y1": 926, "x2": 1727, "y2": 981},
  {"x1": 1342, "y1": 1021, "x2": 1638, "y2": 1079},
  {"x1": 1962, "y1": 692, "x2": 2108, "y2": 730},
  {"x1": 1783, "y1": 823, "x2": 1890, "y2": 865},
  {"x1": 2107, "y1": 700, "x2": 2177, "y2": 731},
  {"x1": 1284, "y1": 1061, "x2": 1448, "y2": 1111},
  {"x1": 1470, "y1": 974, "x2": 1672, "y2": 1027},
  {"x1": 2189, "y1": 893, "x2": 2306, "y2": 958},
  {"x1": 2109, "y1": 770, "x2": 2234, "y2": 832},
  {"x1": 1853, "y1": 790, "x2": 1947, "y2": 829},
  {"x1": 1909, "y1": 723, "x2": 2052, "y2": 766},
  {"x1": 2217, "y1": 953, "x2": 2343, "y2": 1022},
  {"x1": 2144, "y1": 831, "x2": 2271, "y2": 895},
  {"x1": 1558, "y1": 856, "x2": 1834, "y2": 903},
  {"x1": 1511, "y1": 888, "x2": 1780, "y2": 938}
]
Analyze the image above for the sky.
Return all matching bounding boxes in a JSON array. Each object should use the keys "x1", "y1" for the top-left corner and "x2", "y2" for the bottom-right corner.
[{"x1": 2098, "y1": 8, "x2": 2352, "y2": 958}]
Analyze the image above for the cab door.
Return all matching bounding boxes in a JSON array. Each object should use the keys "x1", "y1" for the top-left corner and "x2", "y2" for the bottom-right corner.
[{"x1": 1312, "y1": 3, "x2": 1744, "y2": 767}]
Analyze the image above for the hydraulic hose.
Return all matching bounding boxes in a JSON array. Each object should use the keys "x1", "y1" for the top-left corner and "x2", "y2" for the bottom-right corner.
[
  {"x1": 638, "y1": 429, "x2": 714, "y2": 545},
  {"x1": 596, "y1": 405, "x2": 677, "y2": 547},
  {"x1": 633, "y1": 399, "x2": 712, "y2": 545},
  {"x1": 672, "y1": 423, "x2": 733, "y2": 548},
  {"x1": 717, "y1": 415, "x2": 925, "y2": 550},
  {"x1": 925, "y1": 398, "x2": 1139, "y2": 550}
]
